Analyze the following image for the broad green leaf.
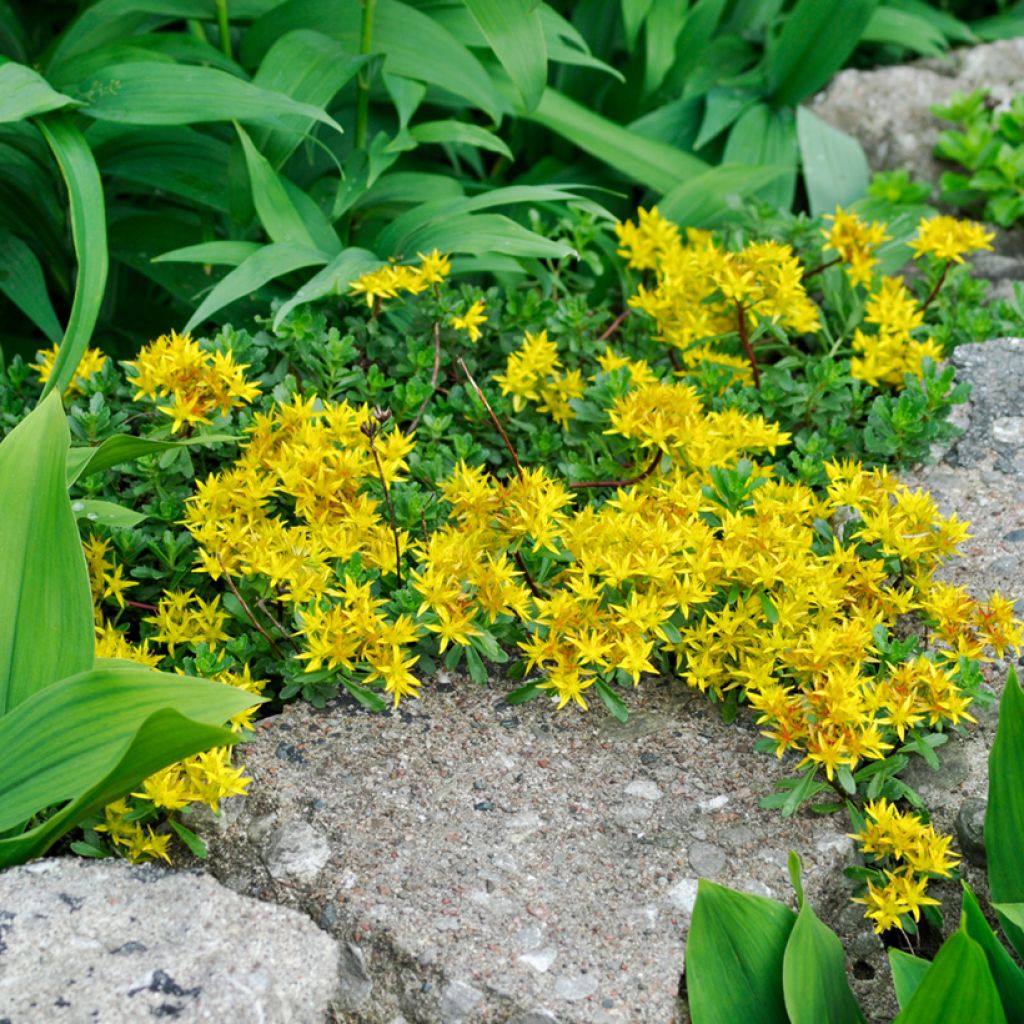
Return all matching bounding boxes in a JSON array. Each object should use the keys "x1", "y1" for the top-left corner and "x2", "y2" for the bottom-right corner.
[
  {"x1": 392, "y1": 212, "x2": 573, "y2": 261},
  {"x1": 48, "y1": 0, "x2": 221, "y2": 68},
  {"x1": 353, "y1": 171, "x2": 465, "y2": 213},
  {"x1": 894, "y1": 930, "x2": 1007, "y2": 1024},
  {"x1": 889, "y1": 949, "x2": 932, "y2": 1010},
  {"x1": 252, "y1": 29, "x2": 367, "y2": 167},
  {"x1": 767, "y1": 0, "x2": 878, "y2": 107},
  {"x1": 621, "y1": 0, "x2": 654, "y2": 48},
  {"x1": 0, "y1": 393, "x2": 93, "y2": 716},
  {"x1": 71, "y1": 499, "x2": 147, "y2": 530},
  {"x1": 961, "y1": 886, "x2": 1024, "y2": 1023},
  {"x1": 92, "y1": 125, "x2": 233, "y2": 214},
  {"x1": 183, "y1": 242, "x2": 328, "y2": 332},
  {"x1": 73, "y1": 63, "x2": 344, "y2": 138},
  {"x1": 272, "y1": 247, "x2": 382, "y2": 328},
  {"x1": 723, "y1": 103, "x2": 797, "y2": 209},
  {"x1": 37, "y1": 114, "x2": 108, "y2": 399},
  {"x1": 525, "y1": 88, "x2": 707, "y2": 194},
  {"x1": 797, "y1": 107, "x2": 871, "y2": 216},
  {"x1": 659, "y1": 164, "x2": 787, "y2": 227},
  {"x1": 242, "y1": 0, "x2": 504, "y2": 123},
  {"x1": 595, "y1": 678, "x2": 628, "y2": 722},
  {"x1": 153, "y1": 240, "x2": 262, "y2": 266},
  {"x1": 782, "y1": 857, "x2": 866, "y2": 1024},
  {"x1": 686, "y1": 880, "x2": 795, "y2": 1024},
  {"x1": 974, "y1": 9, "x2": 1024, "y2": 42},
  {"x1": 0, "y1": 230, "x2": 62, "y2": 341},
  {"x1": 987, "y1": 667, "x2": 1024, "y2": 959},
  {"x1": 465, "y1": 0, "x2": 547, "y2": 111},
  {"x1": 539, "y1": 6, "x2": 623, "y2": 81},
  {"x1": 66, "y1": 432, "x2": 239, "y2": 485},
  {"x1": 373, "y1": 184, "x2": 583, "y2": 257},
  {"x1": 236, "y1": 123, "x2": 338, "y2": 252},
  {"x1": 862, "y1": 6, "x2": 947, "y2": 56},
  {"x1": 643, "y1": 0, "x2": 689, "y2": 95},
  {"x1": 694, "y1": 86, "x2": 757, "y2": 150},
  {"x1": 0, "y1": 59, "x2": 78, "y2": 122},
  {"x1": 0, "y1": 666, "x2": 261, "y2": 867},
  {"x1": 662, "y1": 0, "x2": 729, "y2": 96},
  {"x1": 887, "y1": 0, "x2": 975, "y2": 44},
  {"x1": 410, "y1": 120, "x2": 512, "y2": 158}
]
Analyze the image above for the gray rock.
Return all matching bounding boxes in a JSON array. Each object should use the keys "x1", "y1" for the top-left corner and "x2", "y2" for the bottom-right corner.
[
  {"x1": 336, "y1": 940, "x2": 373, "y2": 1010},
  {"x1": 688, "y1": 841, "x2": 727, "y2": 877},
  {"x1": 812, "y1": 38, "x2": 1024, "y2": 190},
  {"x1": 956, "y1": 798, "x2": 988, "y2": 867},
  {"x1": 624, "y1": 779, "x2": 663, "y2": 801},
  {"x1": 0, "y1": 858, "x2": 339, "y2": 1023},
  {"x1": 665, "y1": 878, "x2": 700, "y2": 916},
  {"x1": 440, "y1": 979, "x2": 485, "y2": 1022},
  {"x1": 554, "y1": 973, "x2": 599, "y2": 1001},
  {"x1": 264, "y1": 821, "x2": 330, "y2": 882}
]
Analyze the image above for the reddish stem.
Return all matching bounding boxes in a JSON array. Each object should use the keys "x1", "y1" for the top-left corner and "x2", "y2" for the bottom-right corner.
[
  {"x1": 457, "y1": 357, "x2": 524, "y2": 480},
  {"x1": 598, "y1": 308, "x2": 631, "y2": 342},
  {"x1": 736, "y1": 301, "x2": 761, "y2": 389},
  {"x1": 569, "y1": 448, "x2": 663, "y2": 491}
]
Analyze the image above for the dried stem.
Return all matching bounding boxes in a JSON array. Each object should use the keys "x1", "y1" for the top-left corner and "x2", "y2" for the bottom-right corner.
[
  {"x1": 598, "y1": 308, "x2": 631, "y2": 342},
  {"x1": 256, "y1": 598, "x2": 299, "y2": 653},
  {"x1": 363, "y1": 417, "x2": 403, "y2": 588},
  {"x1": 569, "y1": 448, "x2": 663, "y2": 491},
  {"x1": 216, "y1": 553, "x2": 286, "y2": 659},
  {"x1": 668, "y1": 348, "x2": 683, "y2": 373},
  {"x1": 919, "y1": 260, "x2": 950, "y2": 314},
  {"x1": 405, "y1": 320, "x2": 442, "y2": 435},
  {"x1": 736, "y1": 301, "x2": 761, "y2": 389},
  {"x1": 126, "y1": 598, "x2": 159, "y2": 613},
  {"x1": 457, "y1": 357, "x2": 524, "y2": 479}
]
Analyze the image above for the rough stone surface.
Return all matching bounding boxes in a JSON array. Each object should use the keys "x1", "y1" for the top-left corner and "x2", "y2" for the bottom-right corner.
[
  {"x1": 199, "y1": 681, "x2": 882, "y2": 1022},
  {"x1": 175, "y1": 337, "x2": 1017, "y2": 1024},
  {"x1": 813, "y1": 38, "x2": 1024, "y2": 187},
  {"x1": 0, "y1": 857, "x2": 340, "y2": 1022}
]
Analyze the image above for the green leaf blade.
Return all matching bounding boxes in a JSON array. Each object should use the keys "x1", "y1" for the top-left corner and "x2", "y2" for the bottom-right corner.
[{"x1": 0, "y1": 393, "x2": 93, "y2": 715}]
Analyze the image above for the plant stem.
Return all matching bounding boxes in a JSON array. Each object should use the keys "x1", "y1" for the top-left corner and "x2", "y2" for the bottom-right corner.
[
  {"x1": 569, "y1": 448, "x2": 663, "y2": 490},
  {"x1": 800, "y1": 256, "x2": 842, "y2": 282},
  {"x1": 214, "y1": 0, "x2": 232, "y2": 60},
  {"x1": 598, "y1": 308, "x2": 631, "y2": 342},
  {"x1": 513, "y1": 551, "x2": 543, "y2": 598},
  {"x1": 364, "y1": 425, "x2": 403, "y2": 588},
  {"x1": 126, "y1": 598, "x2": 159, "y2": 613},
  {"x1": 457, "y1": 357, "x2": 524, "y2": 479},
  {"x1": 216, "y1": 554, "x2": 286, "y2": 659},
  {"x1": 919, "y1": 260, "x2": 950, "y2": 314},
  {"x1": 355, "y1": 0, "x2": 377, "y2": 152},
  {"x1": 736, "y1": 301, "x2": 761, "y2": 389},
  {"x1": 405, "y1": 321, "x2": 442, "y2": 435}
]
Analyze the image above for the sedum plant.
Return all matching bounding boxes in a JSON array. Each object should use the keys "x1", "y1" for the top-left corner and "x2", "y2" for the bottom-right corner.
[
  {"x1": 0, "y1": 391, "x2": 264, "y2": 869},
  {"x1": 2, "y1": 203, "x2": 1019, "y2": 867},
  {"x1": 933, "y1": 88, "x2": 1024, "y2": 228},
  {"x1": 683, "y1": 666, "x2": 1024, "y2": 1022}
]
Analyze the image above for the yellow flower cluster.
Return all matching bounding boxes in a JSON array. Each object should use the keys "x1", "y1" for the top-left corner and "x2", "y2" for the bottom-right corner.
[
  {"x1": 493, "y1": 329, "x2": 585, "y2": 427},
  {"x1": 604, "y1": 381, "x2": 788, "y2": 467},
  {"x1": 617, "y1": 209, "x2": 820, "y2": 368},
  {"x1": 852, "y1": 277, "x2": 944, "y2": 387},
  {"x1": 93, "y1": 608, "x2": 264, "y2": 863},
  {"x1": 349, "y1": 250, "x2": 451, "y2": 307},
  {"x1": 617, "y1": 206, "x2": 993, "y2": 391},
  {"x1": 909, "y1": 214, "x2": 995, "y2": 263},
  {"x1": 851, "y1": 798, "x2": 959, "y2": 932},
  {"x1": 31, "y1": 344, "x2": 108, "y2": 395},
  {"x1": 185, "y1": 395, "x2": 416, "y2": 604},
  {"x1": 125, "y1": 330, "x2": 260, "y2": 432},
  {"x1": 83, "y1": 535, "x2": 138, "y2": 613},
  {"x1": 450, "y1": 299, "x2": 487, "y2": 343},
  {"x1": 822, "y1": 207, "x2": 890, "y2": 286},
  {"x1": 144, "y1": 590, "x2": 231, "y2": 654}
]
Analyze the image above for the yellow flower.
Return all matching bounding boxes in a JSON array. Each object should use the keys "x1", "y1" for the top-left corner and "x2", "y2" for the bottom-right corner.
[
  {"x1": 909, "y1": 215, "x2": 995, "y2": 263},
  {"x1": 31, "y1": 344, "x2": 108, "y2": 395},
  {"x1": 450, "y1": 299, "x2": 487, "y2": 343}
]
